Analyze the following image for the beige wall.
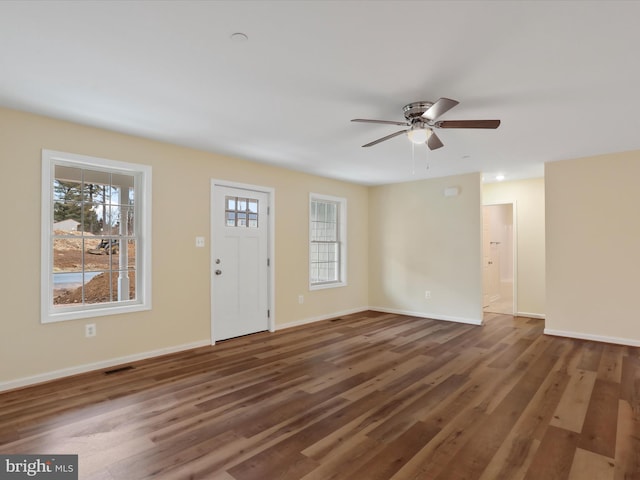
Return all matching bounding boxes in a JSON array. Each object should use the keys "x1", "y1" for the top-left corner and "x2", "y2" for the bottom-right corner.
[
  {"x1": 546, "y1": 151, "x2": 640, "y2": 344},
  {"x1": 482, "y1": 178, "x2": 545, "y2": 317},
  {"x1": 0, "y1": 107, "x2": 369, "y2": 385},
  {"x1": 11, "y1": 104, "x2": 638, "y2": 386},
  {"x1": 368, "y1": 173, "x2": 483, "y2": 324}
]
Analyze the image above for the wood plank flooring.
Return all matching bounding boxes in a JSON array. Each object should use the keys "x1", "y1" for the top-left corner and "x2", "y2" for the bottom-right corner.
[{"x1": 1, "y1": 311, "x2": 639, "y2": 479}]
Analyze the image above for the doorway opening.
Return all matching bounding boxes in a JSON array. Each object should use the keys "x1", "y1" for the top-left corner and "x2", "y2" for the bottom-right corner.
[{"x1": 482, "y1": 203, "x2": 515, "y2": 315}]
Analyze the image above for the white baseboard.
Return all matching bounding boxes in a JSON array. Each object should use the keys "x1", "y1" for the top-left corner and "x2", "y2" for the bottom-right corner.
[
  {"x1": 544, "y1": 328, "x2": 640, "y2": 347},
  {"x1": 369, "y1": 306, "x2": 483, "y2": 326},
  {"x1": 516, "y1": 312, "x2": 546, "y2": 319},
  {"x1": 275, "y1": 307, "x2": 370, "y2": 331},
  {"x1": 0, "y1": 339, "x2": 211, "y2": 393}
]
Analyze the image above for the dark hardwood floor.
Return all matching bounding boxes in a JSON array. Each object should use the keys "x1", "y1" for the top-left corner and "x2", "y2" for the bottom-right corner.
[{"x1": 1, "y1": 311, "x2": 639, "y2": 479}]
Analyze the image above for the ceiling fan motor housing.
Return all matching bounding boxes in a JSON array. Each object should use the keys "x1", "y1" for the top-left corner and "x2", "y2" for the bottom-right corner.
[{"x1": 403, "y1": 101, "x2": 434, "y2": 121}]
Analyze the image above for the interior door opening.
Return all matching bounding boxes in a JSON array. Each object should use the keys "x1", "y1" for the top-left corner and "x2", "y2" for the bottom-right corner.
[{"x1": 482, "y1": 203, "x2": 515, "y2": 315}]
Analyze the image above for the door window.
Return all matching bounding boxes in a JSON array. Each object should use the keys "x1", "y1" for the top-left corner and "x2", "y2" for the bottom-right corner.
[{"x1": 225, "y1": 196, "x2": 259, "y2": 228}]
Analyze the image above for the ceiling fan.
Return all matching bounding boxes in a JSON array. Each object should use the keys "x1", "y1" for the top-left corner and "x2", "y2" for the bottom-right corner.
[{"x1": 351, "y1": 97, "x2": 500, "y2": 150}]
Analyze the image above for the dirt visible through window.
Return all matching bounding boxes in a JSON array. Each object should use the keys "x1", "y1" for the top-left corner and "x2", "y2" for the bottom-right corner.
[{"x1": 53, "y1": 231, "x2": 136, "y2": 304}]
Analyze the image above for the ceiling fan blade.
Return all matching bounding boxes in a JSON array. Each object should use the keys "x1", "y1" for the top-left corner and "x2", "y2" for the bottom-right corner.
[
  {"x1": 421, "y1": 97, "x2": 459, "y2": 121},
  {"x1": 362, "y1": 129, "x2": 407, "y2": 147},
  {"x1": 437, "y1": 120, "x2": 501, "y2": 129},
  {"x1": 351, "y1": 118, "x2": 409, "y2": 126},
  {"x1": 427, "y1": 132, "x2": 444, "y2": 150}
]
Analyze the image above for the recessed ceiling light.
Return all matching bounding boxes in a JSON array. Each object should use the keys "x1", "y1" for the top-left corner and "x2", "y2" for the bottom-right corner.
[
  {"x1": 230, "y1": 32, "x2": 248, "y2": 42},
  {"x1": 496, "y1": 174, "x2": 505, "y2": 181}
]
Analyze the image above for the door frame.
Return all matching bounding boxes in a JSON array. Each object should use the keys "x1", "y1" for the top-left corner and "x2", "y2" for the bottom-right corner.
[
  {"x1": 482, "y1": 202, "x2": 518, "y2": 315},
  {"x1": 210, "y1": 179, "x2": 275, "y2": 344}
]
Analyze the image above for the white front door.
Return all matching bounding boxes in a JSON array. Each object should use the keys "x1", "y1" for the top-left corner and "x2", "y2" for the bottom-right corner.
[{"x1": 211, "y1": 184, "x2": 270, "y2": 341}]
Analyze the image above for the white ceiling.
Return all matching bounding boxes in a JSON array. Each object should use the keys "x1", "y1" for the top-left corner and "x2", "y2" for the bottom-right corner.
[{"x1": 1, "y1": 1, "x2": 639, "y2": 185}]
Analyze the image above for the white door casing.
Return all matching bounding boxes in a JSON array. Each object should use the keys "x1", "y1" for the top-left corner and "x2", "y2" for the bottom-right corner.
[{"x1": 211, "y1": 181, "x2": 273, "y2": 342}]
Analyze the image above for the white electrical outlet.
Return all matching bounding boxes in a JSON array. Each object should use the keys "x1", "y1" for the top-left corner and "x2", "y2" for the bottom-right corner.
[
  {"x1": 195, "y1": 236, "x2": 205, "y2": 248},
  {"x1": 425, "y1": 290, "x2": 431, "y2": 299},
  {"x1": 298, "y1": 295, "x2": 304, "y2": 304},
  {"x1": 85, "y1": 323, "x2": 96, "y2": 337}
]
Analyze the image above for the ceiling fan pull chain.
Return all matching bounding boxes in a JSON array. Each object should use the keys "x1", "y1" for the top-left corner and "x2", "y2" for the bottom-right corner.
[
  {"x1": 425, "y1": 144, "x2": 430, "y2": 171},
  {"x1": 411, "y1": 142, "x2": 416, "y2": 175}
]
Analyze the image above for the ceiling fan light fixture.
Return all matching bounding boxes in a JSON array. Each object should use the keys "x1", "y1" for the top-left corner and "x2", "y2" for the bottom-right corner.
[{"x1": 407, "y1": 125, "x2": 432, "y2": 144}]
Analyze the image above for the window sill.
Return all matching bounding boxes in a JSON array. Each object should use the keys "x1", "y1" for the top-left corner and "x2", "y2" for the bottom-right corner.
[
  {"x1": 309, "y1": 281, "x2": 347, "y2": 291},
  {"x1": 41, "y1": 302, "x2": 151, "y2": 324}
]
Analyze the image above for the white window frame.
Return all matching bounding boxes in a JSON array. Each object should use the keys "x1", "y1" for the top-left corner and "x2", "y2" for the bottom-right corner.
[
  {"x1": 309, "y1": 193, "x2": 347, "y2": 290},
  {"x1": 41, "y1": 149, "x2": 152, "y2": 323}
]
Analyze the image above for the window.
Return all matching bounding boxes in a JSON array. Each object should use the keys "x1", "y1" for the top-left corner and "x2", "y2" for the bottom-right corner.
[
  {"x1": 41, "y1": 150, "x2": 152, "y2": 323},
  {"x1": 309, "y1": 193, "x2": 346, "y2": 289},
  {"x1": 225, "y1": 196, "x2": 259, "y2": 228}
]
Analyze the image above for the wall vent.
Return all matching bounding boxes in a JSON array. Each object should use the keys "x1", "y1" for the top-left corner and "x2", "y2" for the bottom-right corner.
[{"x1": 104, "y1": 365, "x2": 135, "y2": 375}]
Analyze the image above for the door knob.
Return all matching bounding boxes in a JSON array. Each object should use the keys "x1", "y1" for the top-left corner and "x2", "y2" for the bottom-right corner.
[{"x1": 215, "y1": 269, "x2": 222, "y2": 275}]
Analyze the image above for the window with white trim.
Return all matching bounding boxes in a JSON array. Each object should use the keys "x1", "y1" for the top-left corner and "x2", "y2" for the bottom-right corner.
[
  {"x1": 309, "y1": 193, "x2": 346, "y2": 289},
  {"x1": 41, "y1": 150, "x2": 152, "y2": 323}
]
